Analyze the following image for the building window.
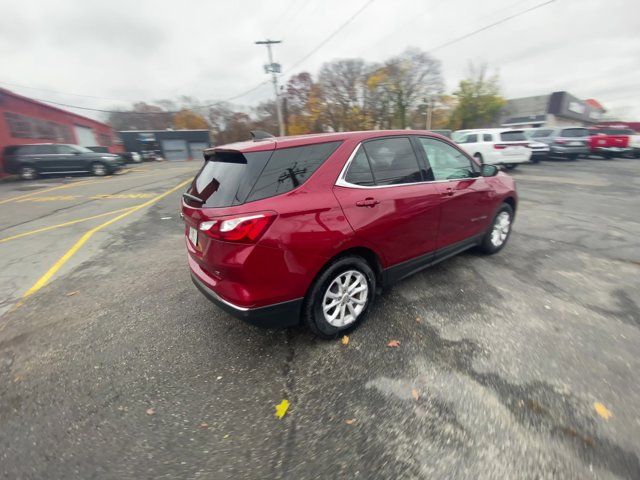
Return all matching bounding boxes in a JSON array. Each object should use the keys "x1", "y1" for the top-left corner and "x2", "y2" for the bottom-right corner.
[
  {"x1": 4, "y1": 112, "x2": 33, "y2": 138},
  {"x1": 97, "y1": 133, "x2": 112, "y2": 147},
  {"x1": 3, "y1": 112, "x2": 74, "y2": 143}
]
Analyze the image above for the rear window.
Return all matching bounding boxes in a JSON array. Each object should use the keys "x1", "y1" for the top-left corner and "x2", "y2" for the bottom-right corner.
[
  {"x1": 530, "y1": 129, "x2": 552, "y2": 138},
  {"x1": 362, "y1": 137, "x2": 423, "y2": 185},
  {"x1": 500, "y1": 131, "x2": 527, "y2": 142},
  {"x1": 187, "y1": 141, "x2": 341, "y2": 208},
  {"x1": 344, "y1": 148, "x2": 375, "y2": 186},
  {"x1": 245, "y1": 141, "x2": 341, "y2": 203},
  {"x1": 561, "y1": 128, "x2": 589, "y2": 138},
  {"x1": 601, "y1": 129, "x2": 633, "y2": 135}
]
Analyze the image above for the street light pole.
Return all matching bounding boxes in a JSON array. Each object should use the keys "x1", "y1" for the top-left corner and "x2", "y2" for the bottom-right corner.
[
  {"x1": 425, "y1": 96, "x2": 433, "y2": 130},
  {"x1": 255, "y1": 39, "x2": 285, "y2": 137}
]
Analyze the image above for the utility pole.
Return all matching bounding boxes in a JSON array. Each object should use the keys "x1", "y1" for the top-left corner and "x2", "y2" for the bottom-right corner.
[
  {"x1": 425, "y1": 96, "x2": 433, "y2": 130},
  {"x1": 255, "y1": 39, "x2": 284, "y2": 137}
]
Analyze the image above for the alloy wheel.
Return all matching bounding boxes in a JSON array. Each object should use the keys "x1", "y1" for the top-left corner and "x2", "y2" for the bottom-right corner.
[
  {"x1": 322, "y1": 270, "x2": 368, "y2": 327},
  {"x1": 491, "y1": 211, "x2": 511, "y2": 247},
  {"x1": 92, "y1": 163, "x2": 107, "y2": 176},
  {"x1": 21, "y1": 167, "x2": 36, "y2": 180}
]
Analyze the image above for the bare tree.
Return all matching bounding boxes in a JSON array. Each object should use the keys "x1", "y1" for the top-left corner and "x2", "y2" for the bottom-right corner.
[
  {"x1": 374, "y1": 48, "x2": 444, "y2": 129},
  {"x1": 318, "y1": 59, "x2": 371, "y2": 131}
]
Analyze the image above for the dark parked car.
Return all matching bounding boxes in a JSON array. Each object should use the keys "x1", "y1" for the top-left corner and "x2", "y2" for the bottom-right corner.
[
  {"x1": 182, "y1": 130, "x2": 517, "y2": 338},
  {"x1": 2, "y1": 143, "x2": 124, "y2": 180}
]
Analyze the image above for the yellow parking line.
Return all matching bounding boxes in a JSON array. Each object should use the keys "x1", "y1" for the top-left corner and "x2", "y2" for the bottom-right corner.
[
  {"x1": 0, "y1": 179, "x2": 97, "y2": 206},
  {"x1": 22, "y1": 178, "x2": 191, "y2": 299},
  {"x1": 0, "y1": 206, "x2": 137, "y2": 244}
]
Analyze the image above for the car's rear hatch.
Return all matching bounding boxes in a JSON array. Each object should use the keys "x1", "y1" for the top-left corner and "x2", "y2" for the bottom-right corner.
[
  {"x1": 495, "y1": 130, "x2": 530, "y2": 159},
  {"x1": 590, "y1": 129, "x2": 630, "y2": 149}
]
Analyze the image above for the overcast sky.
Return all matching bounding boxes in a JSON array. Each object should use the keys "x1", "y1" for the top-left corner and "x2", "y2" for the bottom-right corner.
[{"x1": 1, "y1": 0, "x2": 639, "y2": 121}]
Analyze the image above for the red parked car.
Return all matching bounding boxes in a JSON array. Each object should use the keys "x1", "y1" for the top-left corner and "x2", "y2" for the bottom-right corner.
[
  {"x1": 588, "y1": 127, "x2": 634, "y2": 158},
  {"x1": 182, "y1": 130, "x2": 517, "y2": 338}
]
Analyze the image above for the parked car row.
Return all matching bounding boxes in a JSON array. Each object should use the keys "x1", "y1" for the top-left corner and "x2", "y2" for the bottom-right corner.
[{"x1": 449, "y1": 125, "x2": 640, "y2": 167}]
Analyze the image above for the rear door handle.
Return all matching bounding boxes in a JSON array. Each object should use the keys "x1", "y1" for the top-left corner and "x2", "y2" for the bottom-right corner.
[{"x1": 356, "y1": 197, "x2": 379, "y2": 207}]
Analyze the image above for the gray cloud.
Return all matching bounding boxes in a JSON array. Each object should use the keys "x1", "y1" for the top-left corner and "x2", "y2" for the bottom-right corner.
[{"x1": 1, "y1": 0, "x2": 638, "y2": 121}]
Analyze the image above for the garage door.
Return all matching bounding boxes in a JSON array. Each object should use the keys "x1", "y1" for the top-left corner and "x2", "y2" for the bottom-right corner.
[
  {"x1": 74, "y1": 125, "x2": 97, "y2": 146},
  {"x1": 189, "y1": 142, "x2": 209, "y2": 161},
  {"x1": 161, "y1": 140, "x2": 188, "y2": 161}
]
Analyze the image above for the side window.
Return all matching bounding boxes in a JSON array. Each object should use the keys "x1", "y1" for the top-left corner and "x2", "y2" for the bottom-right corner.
[
  {"x1": 483, "y1": 134, "x2": 493, "y2": 142},
  {"x1": 246, "y1": 141, "x2": 341, "y2": 203},
  {"x1": 362, "y1": 137, "x2": 422, "y2": 186},
  {"x1": 57, "y1": 145, "x2": 76, "y2": 154},
  {"x1": 37, "y1": 145, "x2": 57, "y2": 154},
  {"x1": 419, "y1": 137, "x2": 476, "y2": 181},
  {"x1": 344, "y1": 147, "x2": 375, "y2": 186}
]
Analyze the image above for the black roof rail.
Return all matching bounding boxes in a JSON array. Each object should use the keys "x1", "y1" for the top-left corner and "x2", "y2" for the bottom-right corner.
[{"x1": 250, "y1": 130, "x2": 275, "y2": 141}]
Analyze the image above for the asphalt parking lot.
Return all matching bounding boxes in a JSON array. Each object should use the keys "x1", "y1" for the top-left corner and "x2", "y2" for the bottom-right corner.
[{"x1": 1, "y1": 158, "x2": 639, "y2": 479}]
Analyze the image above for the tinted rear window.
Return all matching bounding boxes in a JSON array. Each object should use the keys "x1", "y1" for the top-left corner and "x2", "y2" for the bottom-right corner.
[
  {"x1": 362, "y1": 137, "x2": 423, "y2": 186},
  {"x1": 345, "y1": 148, "x2": 375, "y2": 186},
  {"x1": 530, "y1": 129, "x2": 553, "y2": 138},
  {"x1": 601, "y1": 129, "x2": 633, "y2": 135},
  {"x1": 561, "y1": 128, "x2": 589, "y2": 138},
  {"x1": 500, "y1": 131, "x2": 527, "y2": 142},
  {"x1": 188, "y1": 150, "x2": 272, "y2": 208},
  {"x1": 188, "y1": 141, "x2": 341, "y2": 207}
]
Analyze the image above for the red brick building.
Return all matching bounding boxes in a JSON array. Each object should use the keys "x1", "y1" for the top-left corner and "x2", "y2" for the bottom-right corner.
[{"x1": 0, "y1": 88, "x2": 120, "y2": 174}]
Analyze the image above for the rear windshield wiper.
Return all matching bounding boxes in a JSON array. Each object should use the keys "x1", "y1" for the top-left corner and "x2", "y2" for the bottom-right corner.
[{"x1": 183, "y1": 192, "x2": 204, "y2": 204}]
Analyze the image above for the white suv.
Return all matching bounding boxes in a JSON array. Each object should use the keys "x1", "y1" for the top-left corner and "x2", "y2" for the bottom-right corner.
[{"x1": 454, "y1": 129, "x2": 532, "y2": 169}]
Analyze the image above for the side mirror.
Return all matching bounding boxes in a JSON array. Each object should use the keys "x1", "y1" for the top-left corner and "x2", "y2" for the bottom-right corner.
[{"x1": 481, "y1": 164, "x2": 499, "y2": 177}]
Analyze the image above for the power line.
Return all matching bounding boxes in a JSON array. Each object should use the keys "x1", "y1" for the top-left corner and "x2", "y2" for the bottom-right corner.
[
  {"x1": 0, "y1": 81, "x2": 137, "y2": 103},
  {"x1": 281, "y1": 0, "x2": 376, "y2": 75},
  {"x1": 429, "y1": 0, "x2": 556, "y2": 53},
  {"x1": 24, "y1": 80, "x2": 272, "y2": 115}
]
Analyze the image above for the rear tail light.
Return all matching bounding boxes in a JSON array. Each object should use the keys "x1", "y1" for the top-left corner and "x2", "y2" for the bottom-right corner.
[
  {"x1": 199, "y1": 211, "x2": 276, "y2": 243},
  {"x1": 555, "y1": 138, "x2": 567, "y2": 144},
  {"x1": 494, "y1": 144, "x2": 507, "y2": 150}
]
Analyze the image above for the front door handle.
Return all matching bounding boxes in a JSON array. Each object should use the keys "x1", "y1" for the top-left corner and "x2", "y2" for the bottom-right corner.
[
  {"x1": 356, "y1": 197, "x2": 380, "y2": 207},
  {"x1": 443, "y1": 187, "x2": 455, "y2": 197}
]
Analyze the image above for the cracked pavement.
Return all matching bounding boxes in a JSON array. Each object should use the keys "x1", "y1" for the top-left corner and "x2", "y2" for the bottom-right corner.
[{"x1": 0, "y1": 158, "x2": 639, "y2": 479}]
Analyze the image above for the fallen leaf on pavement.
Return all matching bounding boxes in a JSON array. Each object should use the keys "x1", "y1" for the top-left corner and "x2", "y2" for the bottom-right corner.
[
  {"x1": 199, "y1": 422, "x2": 209, "y2": 429},
  {"x1": 411, "y1": 388, "x2": 419, "y2": 400},
  {"x1": 65, "y1": 291, "x2": 79, "y2": 297},
  {"x1": 416, "y1": 317, "x2": 421, "y2": 323},
  {"x1": 341, "y1": 335, "x2": 349, "y2": 345},
  {"x1": 594, "y1": 402, "x2": 612, "y2": 420},
  {"x1": 345, "y1": 419, "x2": 356, "y2": 425},
  {"x1": 146, "y1": 408, "x2": 156, "y2": 416},
  {"x1": 387, "y1": 340, "x2": 401, "y2": 348},
  {"x1": 275, "y1": 399, "x2": 289, "y2": 419}
]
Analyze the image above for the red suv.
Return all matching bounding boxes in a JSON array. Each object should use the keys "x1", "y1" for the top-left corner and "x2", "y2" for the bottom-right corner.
[{"x1": 182, "y1": 130, "x2": 517, "y2": 338}]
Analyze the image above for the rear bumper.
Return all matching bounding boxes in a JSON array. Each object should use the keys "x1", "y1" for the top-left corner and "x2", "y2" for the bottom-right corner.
[
  {"x1": 592, "y1": 146, "x2": 632, "y2": 155},
  {"x1": 549, "y1": 145, "x2": 588, "y2": 156},
  {"x1": 190, "y1": 272, "x2": 302, "y2": 328},
  {"x1": 531, "y1": 150, "x2": 549, "y2": 157}
]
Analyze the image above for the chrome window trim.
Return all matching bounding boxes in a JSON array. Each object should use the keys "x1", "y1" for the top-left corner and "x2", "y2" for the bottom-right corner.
[{"x1": 335, "y1": 142, "x2": 474, "y2": 189}]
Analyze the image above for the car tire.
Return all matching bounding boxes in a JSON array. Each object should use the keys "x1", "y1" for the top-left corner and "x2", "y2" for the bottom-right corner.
[
  {"x1": 303, "y1": 255, "x2": 376, "y2": 339},
  {"x1": 91, "y1": 162, "x2": 108, "y2": 176},
  {"x1": 474, "y1": 153, "x2": 483, "y2": 164},
  {"x1": 19, "y1": 165, "x2": 38, "y2": 181},
  {"x1": 477, "y1": 203, "x2": 514, "y2": 255},
  {"x1": 504, "y1": 163, "x2": 516, "y2": 170}
]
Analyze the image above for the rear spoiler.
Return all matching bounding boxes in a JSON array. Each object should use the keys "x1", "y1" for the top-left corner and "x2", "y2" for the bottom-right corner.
[{"x1": 250, "y1": 130, "x2": 275, "y2": 141}]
